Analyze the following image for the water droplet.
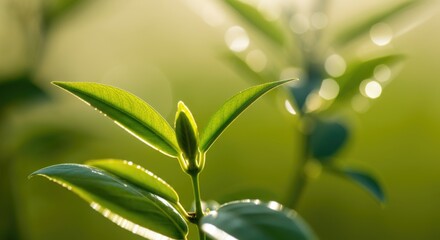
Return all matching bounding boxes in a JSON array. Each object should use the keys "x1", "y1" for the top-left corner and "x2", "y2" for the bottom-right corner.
[
  {"x1": 374, "y1": 64, "x2": 392, "y2": 82},
  {"x1": 245, "y1": 49, "x2": 267, "y2": 72},
  {"x1": 311, "y1": 12, "x2": 328, "y2": 29},
  {"x1": 290, "y1": 13, "x2": 310, "y2": 34},
  {"x1": 319, "y1": 78, "x2": 339, "y2": 100},
  {"x1": 370, "y1": 23, "x2": 393, "y2": 46},
  {"x1": 360, "y1": 79, "x2": 382, "y2": 99},
  {"x1": 225, "y1": 26, "x2": 250, "y2": 52},
  {"x1": 325, "y1": 54, "x2": 346, "y2": 78},
  {"x1": 284, "y1": 100, "x2": 297, "y2": 115}
]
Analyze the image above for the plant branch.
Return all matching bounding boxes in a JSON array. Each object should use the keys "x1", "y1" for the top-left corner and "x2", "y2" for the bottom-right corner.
[{"x1": 190, "y1": 173, "x2": 206, "y2": 240}]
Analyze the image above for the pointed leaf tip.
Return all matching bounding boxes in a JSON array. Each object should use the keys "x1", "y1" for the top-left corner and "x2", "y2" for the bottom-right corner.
[
  {"x1": 52, "y1": 81, "x2": 179, "y2": 158},
  {"x1": 200, "y1": 79, "x2": 293, "y2": 152},
  {"x1": 175, "y1": 101, "x2": 199, "y2": 163},
  {"x1": 30, "y1": 163, "x2": 188, "y2": 239}
]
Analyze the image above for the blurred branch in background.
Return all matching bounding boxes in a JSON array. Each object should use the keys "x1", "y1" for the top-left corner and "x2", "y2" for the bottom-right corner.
[
  {"x1": 0, "y1": 0, "x2": 87, "y2": 239},
  {"x1": 186, "y1": 0, "x2": 436, "y2": 221}
]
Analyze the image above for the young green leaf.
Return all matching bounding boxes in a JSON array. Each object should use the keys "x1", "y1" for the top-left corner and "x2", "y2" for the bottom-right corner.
[
  {"x1": 335, "y1": 55, "x2": 404, "y2": 102},
  {"x1": 329, "y1": 166, "x2": 386, "y2": 204},
  {"x1": 86, "y1": 159, "x2": 180, "y2": 204},
  {"x1": 333, "y1": 0, "x2": 424, "y2": 47},
  {"x1": 174, "y1": 101, "x2": 199, "y2": 163},
  {"x1": 309, "y1": 118, "x2": 349, "y2": 162},
  {"x1": 200, "y1": 79, "x2": 293, "y2": 152},
  {"x1": 223, "y1": 0, "x2": 286, "y2": 46},
  {"x1": 201, "y1": 200, "x2": 317, "y2": 240},
  {"x1": 30, "y1": 164, "x2": 188, "y2": 239},
  {"x1": 52, "y1": 82, "x2": 179, "y2": 158}
]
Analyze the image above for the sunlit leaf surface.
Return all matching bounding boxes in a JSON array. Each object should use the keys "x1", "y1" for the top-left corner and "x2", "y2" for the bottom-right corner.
[
  {"x1": 309, "y1": 118, "x2": 349, "y2": 161},
  {"x1": 174, "y1": 101, "x2": 199, "y2": 162},
  {"x1": 86, "y1": 159, "x2": 180, "y2": 204},
  {"x1": 223, "y1": 0, "x2": 286, "y2": 46},
  {"x1": 201, "y1": 200, "x2": 317, "y2": 240},
  {"x1": 53, "y1": 82, "x2": 179, "y2": 157},
  {"x1": 200, "y1": 79, "x2": 293, "y2": 151},
  {"x1": 330, "y1": 167, "x2": 386, "y2": 203},
  {"x1": 30, "y1": 164, "x2": 188, "y2": 239}
]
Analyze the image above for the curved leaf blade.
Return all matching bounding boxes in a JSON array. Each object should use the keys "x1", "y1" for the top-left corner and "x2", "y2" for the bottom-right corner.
[
  {"x1": 30, "y1": 164, "x2": 188, "y2": 239},
  {"x1": 333, "y1": 0, "x2": 424, "y2": 47},
  {"x1": 86, "y1": 159, "x2": 179, "y2": 204},
  {"x1": 52, "y1": 81, "x2": 179, "y2": 157},
  {"x1": 200, "y1": 79, "x2": 293, "y2": 152},
  {"x1": 309, "y1": 118, "x2": 349, "y2": 161},
  {"x1": 224, "y1": 0, "x2": 286, "y2": 46},
  {"x1": 201, "y1": 200, "x2": 317, "y2": 240},
  {"x1": 330, "y1": 167, "x2": 386, "y2": 203},
  {"x1": 335, "y1": 55, "x2": 404, "y2": 102}
]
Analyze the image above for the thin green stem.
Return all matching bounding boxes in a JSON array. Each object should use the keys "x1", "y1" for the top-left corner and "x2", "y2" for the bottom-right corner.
[
  {"x1": 190, "y1": 173, "x2": 206, "y2": 240},
  {"x1": 286, "y1": 126, "x2": 310, "y2": 208}
]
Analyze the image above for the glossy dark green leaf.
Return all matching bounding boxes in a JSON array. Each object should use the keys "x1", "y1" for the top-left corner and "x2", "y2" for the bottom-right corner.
[
  {"x1": 201, "y1": 200, "x2": 317, "y2": 240},
  {"x1": 335, "y1": 55, "x2": 404, "y2": 102},
  {"x1": 86, "y1": 159, "x2": 180, "y2": 204},
  {"x1": 333, "y1": 0, "x2": 424, "y2": 46},
  {"x1": 200, "y1": 79, "x2": 293, "y2": 152},
  {"x1": 309, "y1": 118, "x2": 349, "y2": 161},
  {"x1": 30, "y1": 164, "x2": 188, "y2": 239},
  {"x1": 223, "y1": 0, "x2": 286, "y2": 46},
  {"x1": 330, "y1": 167, "x2": 386, "y2": 203},
  {"x1": 53, "y1": 82, "x2": 179, "y2": 157},
  {"x1": 174, "y1": 101, "x2": 199, "y2": 162}
]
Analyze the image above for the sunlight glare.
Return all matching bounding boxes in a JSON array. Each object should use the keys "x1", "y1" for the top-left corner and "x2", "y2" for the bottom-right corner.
[
  {"x1": 318, "y1": 78, "x2": 339, "y2": 100},
  {"x1": 370, "y1": 23, "x2": 393, "y2": 46},
  {"x1": 225, "y1": 26, "x2": 250, "y2": 52},
  {"x1": 363, "y1": 80, "x2": 382, "y2": 99},
  {"x1": 284, "y1": 100, "x2": 297, "y2": 115},
  {"x1": 325, "y1": 54, "x2": 346, "y2": 78},
  {"x1": 202, "y1": 224, "x2": 238, "y2": 240}
]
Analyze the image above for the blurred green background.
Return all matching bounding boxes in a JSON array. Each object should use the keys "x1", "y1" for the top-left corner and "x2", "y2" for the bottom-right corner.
[{"x1": 1, "y1": 0, "x2": 439, "y2": 239}]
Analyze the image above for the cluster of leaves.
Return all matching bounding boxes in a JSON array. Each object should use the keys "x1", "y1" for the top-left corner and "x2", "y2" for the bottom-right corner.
[
  {"x1": 31, "y1": 80, "x2": 318, "y2": 239},
  {"x1": 218, "y1": 0, "x2": 428, "y2": 205}
]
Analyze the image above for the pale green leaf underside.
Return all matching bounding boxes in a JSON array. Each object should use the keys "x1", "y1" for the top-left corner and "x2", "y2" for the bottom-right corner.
[
  {"x1": 30, "y1": 164, "x2": 188, "y2": 239},
  {"x1": 224, "y1": 0, "x2": 286, "y2": 46},
  {"x1": 53, "y1": 81, "x2": 179, "y2": 157},
  {"x1": 200, "y1": 79, "x2": 293, "y2": 152},
  {"x1": 86, "y1": 159, "x2": 179, "y2": 204},
  {"x1": 201, "y1": 200, "x2": 317, "y2": 240}
]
